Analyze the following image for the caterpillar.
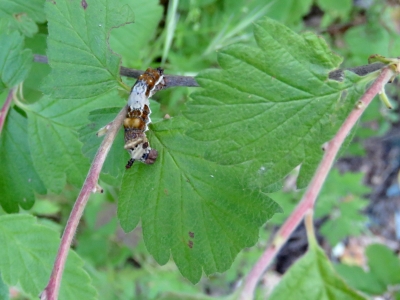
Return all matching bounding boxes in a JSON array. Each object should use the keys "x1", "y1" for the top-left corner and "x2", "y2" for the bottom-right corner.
[{"x1": 124, "y1": 68, "x2": 165, "y2": 169}]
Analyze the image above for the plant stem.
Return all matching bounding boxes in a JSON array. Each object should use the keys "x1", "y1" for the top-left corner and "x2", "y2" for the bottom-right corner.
[
  {"x1": 40, "y1": 106, "x2": 128, "y2": 300},
  {"x1": 0, "y1": 87, "x2": 15, "y2": 135},
  {"x1": 239, "y1": 67, "x2": 395, "y2": 300}
]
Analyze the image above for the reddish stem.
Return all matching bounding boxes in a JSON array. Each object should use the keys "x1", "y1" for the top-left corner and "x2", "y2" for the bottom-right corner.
[
  {"x1": 0, "y1": 88, "x2": 15, "y2": 135},
  {"x1": 40, "y1": 106, "x2": 127, "y2": 300},
  {"x1": 239, "y1": 67, "x2": 395, "y2": 300}
]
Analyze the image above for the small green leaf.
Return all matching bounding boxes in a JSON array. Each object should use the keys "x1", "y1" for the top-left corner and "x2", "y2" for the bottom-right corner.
[
  {"x1": 0, "y1": 31, "x2": 32, "y2": 93},
  {"x1": 366, "y1": 243, "x2": 400, "y2": 286},
  {"x1": 335, "y1": 264, "x2": 386, "y2": 295},
  {"x1": 335, "y1": 243, "x2": 400, "y2": 296},
  {"x1": 109, "y1": 0, "x2": 163, "y2": 68},
  {"x1": 265, "y1": 0, "x2": 313, "y2": 26},
  {"x1": 0, "y1": 214, "x2": 97, "y2": 300},
  {"x1": 344, "y1": 24, "x2": 400, "y2": 66},
  {"x1": 29, "y1": 199, "x2": 61, "y2": 216},
  {"x1": 0, "y1": 0, "x2": 45, "y2": 37},
  {"x1": 118, "y1": 117, "x2": 281, "y2": 283},
  {"x1": 0, "y1": 108, "x2": 46, "y2": 213},
  {"x1": 269, "y1": 240, "x2": 366, "y2": 300},
  {"x1": 185, "y1": 17, "x2": 367, "y2": 191}
]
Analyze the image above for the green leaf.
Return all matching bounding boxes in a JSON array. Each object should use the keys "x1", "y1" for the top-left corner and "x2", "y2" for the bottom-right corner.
[
  {"x1": 29, "y1": 199, "x2": 61, "y2": 216},
  {"x1": 366, "y1": 244, "x2": 400, "y2": 286},
  {"x1": 0, "y1": 0, "x2": 45, "y2": 37},
  {"x1": 335, "y1": 264, "x2": 386, "y2": 295},
  {"x1": 343, "y1": 23, "x2": 400, "y2": 67},
  {"x1": 335, "y1": 243, "x2": 400, "y2": 296},
  {"x1": 0, "y1": 31, "x2": 32, "y2": 93},
  {"x1": 185, "y1": 17, "x2": 366, "y2": 191},
  {"x1": 26, "y1": 106, "x2": 90, "y2": 193},
  {"x1": 109, "y1": 0, "x2": 163, "y2": 68},
  {"x1": 41, "y1": 0, "x2": 134, "y2": 99},
  {"x1": 0, "y1": 107, "x2": 46, "y2": 213},
  {"x1": 118, "y1": 116, "x2": 281, "y2": 283},
  {"x1": 269, "y1": 240, "x2": 366, "y2": 300},
  {"x1": 0, "y1": 214, "x2": 97, "y2": 300}
]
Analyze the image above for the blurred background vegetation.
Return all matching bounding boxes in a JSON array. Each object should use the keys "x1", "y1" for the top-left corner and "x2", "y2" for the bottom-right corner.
[{"x1": 3, "y1": 0, "x2": 400, "y2": 299}]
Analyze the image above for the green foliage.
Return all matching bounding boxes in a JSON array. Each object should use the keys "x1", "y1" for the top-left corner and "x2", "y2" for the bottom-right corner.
[
  {"x1": 0, "y1": 0, "x2": 45, "y2": 37},
  {"x1": 314, "y1": 170, "x2": 370, "y2": 245},
  {"x1": 270, "y1": 170, "x2": 370, "y2": 245},
  {"x1": 338, "y1": 2, "x2": 400, "y2": 67},
  {"x1": 0, "y1": 214, "x2": 97, "y2": 299},
  {"x1": 76, "y1": 193, "x2": 272, "y2": 299},
  {"x1": 0, "y1": 0, "x2": 399, "y2": 298},
  {"x1": 336, "y1": 244, "x2": 400, "y2": 299},
  {"x1": 114, "y1": 16, "x2": 373, "y2": 283},
  {"x1": 269, "y1": 234, "x2": 366, "y2": 300}
]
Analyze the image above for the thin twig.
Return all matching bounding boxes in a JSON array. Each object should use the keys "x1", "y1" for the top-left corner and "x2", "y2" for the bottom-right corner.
[
  {"x1": 0, "y1": 87, "x2": 15, "y2": 135},
  {"x1": 239, "y1": 67, "x2": 395, "y2": 300},
  {"x1": 40, "y1": 106, "x2": 128, "y2": 300},
  {"x1": 33, "y1": 54, "x2": 385, "y2": 87}
]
